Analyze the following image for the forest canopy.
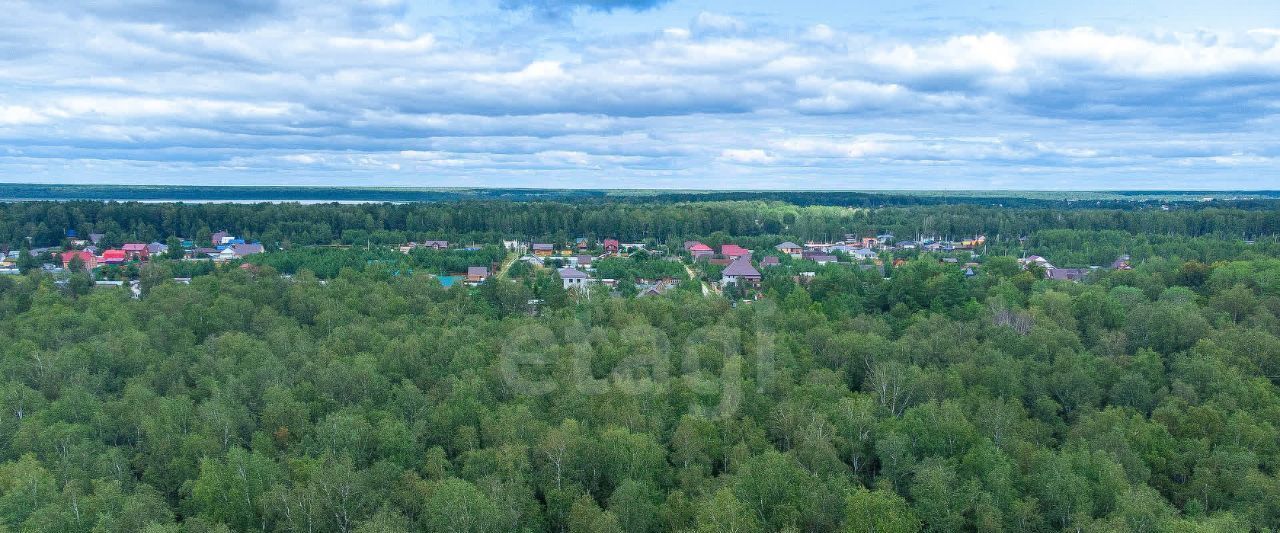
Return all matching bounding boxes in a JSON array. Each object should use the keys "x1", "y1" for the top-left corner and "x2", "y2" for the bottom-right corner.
[{"x1": 0, "y1": 197, "x2": 1277, "y2": 532}]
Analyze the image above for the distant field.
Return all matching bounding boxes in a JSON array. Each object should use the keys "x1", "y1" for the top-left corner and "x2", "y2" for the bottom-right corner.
[{"x1": 0, "y1": 183, "x2": 1277, "y2": 207}]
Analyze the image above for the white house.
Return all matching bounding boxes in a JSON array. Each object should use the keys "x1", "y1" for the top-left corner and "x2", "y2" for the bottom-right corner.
[{"x1": 558, "y1": 267, "x2": 590, "y2": 289}]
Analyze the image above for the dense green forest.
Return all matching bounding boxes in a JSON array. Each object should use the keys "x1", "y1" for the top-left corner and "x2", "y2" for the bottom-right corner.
[
  {"x1": 3, "y1": 199, "x2": 1279, "y2": 251},
  {"x1": 0, "y1": 198, "x2": 1278, "y2": 532}
]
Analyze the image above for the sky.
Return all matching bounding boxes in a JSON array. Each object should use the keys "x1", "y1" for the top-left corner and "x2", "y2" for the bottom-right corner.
[{"x1": 1, "y1": 0, "x2": 1278, "y2": 190}]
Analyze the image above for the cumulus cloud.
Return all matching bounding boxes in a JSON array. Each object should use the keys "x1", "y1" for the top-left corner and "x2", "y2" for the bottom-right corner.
[
  {"x1": 0, "y1": 0, "x2": 1277, "y2": 188},
  {"x1": 719, "y1": 149, "x2": 777, "y2": 164}
]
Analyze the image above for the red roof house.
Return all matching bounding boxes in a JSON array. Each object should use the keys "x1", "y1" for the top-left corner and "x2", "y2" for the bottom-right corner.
[
  {"x1": 61, "y1": 250, "x2": 97, "y2": 271},
  {"x1": 720, "y1": 244, "x2": 751, "y2": 260},
  {"x1": 121, "y1": 243, "x2": 149, "y2": 260},
  {"x1": 603, "y1": 239, "x2": 620, "y2": 253},
  {"x1": 688, "y1": 242, "x2": 713, "y2": 259},
  {"x1": 101, "y1": 249, "x2": 127, "y2": 264}
]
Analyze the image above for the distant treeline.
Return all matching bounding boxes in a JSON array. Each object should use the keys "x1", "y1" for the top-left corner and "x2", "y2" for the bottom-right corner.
[
  {"x1": 1, "y1": 183, "x2": 1278, "y2": 209},
  {"x1": 2, "y1": 200, "x2": 1278, "y2": 251}
]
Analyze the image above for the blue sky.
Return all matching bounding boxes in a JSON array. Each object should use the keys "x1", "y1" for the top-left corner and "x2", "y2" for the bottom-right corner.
[{"x1": 1, "y1": 0, "x2": 1278, "y2": 189}]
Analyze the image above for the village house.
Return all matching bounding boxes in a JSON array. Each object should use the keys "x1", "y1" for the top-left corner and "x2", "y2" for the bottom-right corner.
[
  {"x1": 853, "y1": 248, "x2": 879, "y2": 260},
  {"x1": 809, "y1": 254, "x2": 838, "y2": 265},
  {"x1": 467, "y1": 266, "x2": 490, "y2": 283},
  {"x1": 1112, "y1": 255, "x2": 1132, "y2": 270},
  {"x1": 146, "y1": 242, "x2": 168, "y2": 255},
  {"x1": 759, "y1": 256, "x2": 781, "y2": 267},
  {"x1": 805, "y1": 242, "x2": 834, "y2": 253},
  {"x1": 1046, "y1": 268, "x2": 1091, "y2": 282},
  {"x1": 61, "y1": 250, "x2": 97, "y2": 271},
  {"x1": 400, "y1": 240, "x2": 449, "y2": 253},
  {"x1": 100, "y1": 249, "x2": 127, "y2": 264},
  {"x1": 686, "y1": 242, "x2": 714, "y2": 260},
  {"x1": 532, "y1": 243, "x2": 554, "y2": 257},
  {"x1": 721, "y1": 257, "x2": 761, "y2": 286},
  {"x1": 121, "y1": 243, "x2": 149, "y2": 261},
  {"x1": 217, "y1": 243, "x2": 264, "y2": 261},
  {"x1": 211, "y1": 231, "x2": 233, "y2": 246},
  {"x1": 958, "y1": 236, "x2": 986, "y2": 249},
  {"x1": 190, "y1": 247, "x2": 220, "y2": 259},
  {"x1": 574, "y1": 255, "x2": 593, "y2": 269},
  {"x1": 232, "y1": 243, "x2": 264, "y2": 257},
  {"x1": 637, "y1": 278, "x2": 678, "y2": 297},
  {"x1": 1020, "y1": 255, "x2": 1056, "y2": 270},
  {"x1": 603, "y1": 239, "x2": 620, "y2": 254},
  {"x1": 721, "y1": 244, "x2": 751, "y2": 260},
  {"x1": 558, "y1": 267, "x2": 589, "y2": 289},
  {"x1": 775, "y1": 241, "x2": 802, "y2": 257}
]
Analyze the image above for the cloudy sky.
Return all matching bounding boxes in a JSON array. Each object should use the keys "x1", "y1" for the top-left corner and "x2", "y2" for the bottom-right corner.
[{"x1": 1, "y1": 0, "x2": 1278, "y2": 189}]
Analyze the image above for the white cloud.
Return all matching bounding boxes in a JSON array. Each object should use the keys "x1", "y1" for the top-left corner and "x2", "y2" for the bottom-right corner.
[
  {"x1": 1205, "y1": 153, "x2": 1272, "y2": 165},
  {"x1": 0, "y1": 106, "x2": 48, "y2": 126},
  {"x1": 280, "y1": 154, "x2": 322, "y2": 164},
  {"x1": 328, "y1": 34, "x2": 435, "y2": 53},
  {"x1": 1022, "y1": 27, "x2": 1279, "y2": 77},
  {"x1": 692, "y1": 12, "x2": 745, "y2": 35},
  {"x1": 871, "y1": 32, "x2": 1020, "y2": 75},
  {"x1": 718, "y1": 149, "x2": 776, "y2": 164},
  {"x1": 0, "y1": 0, "x2": 1277, "y2": 188}
]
